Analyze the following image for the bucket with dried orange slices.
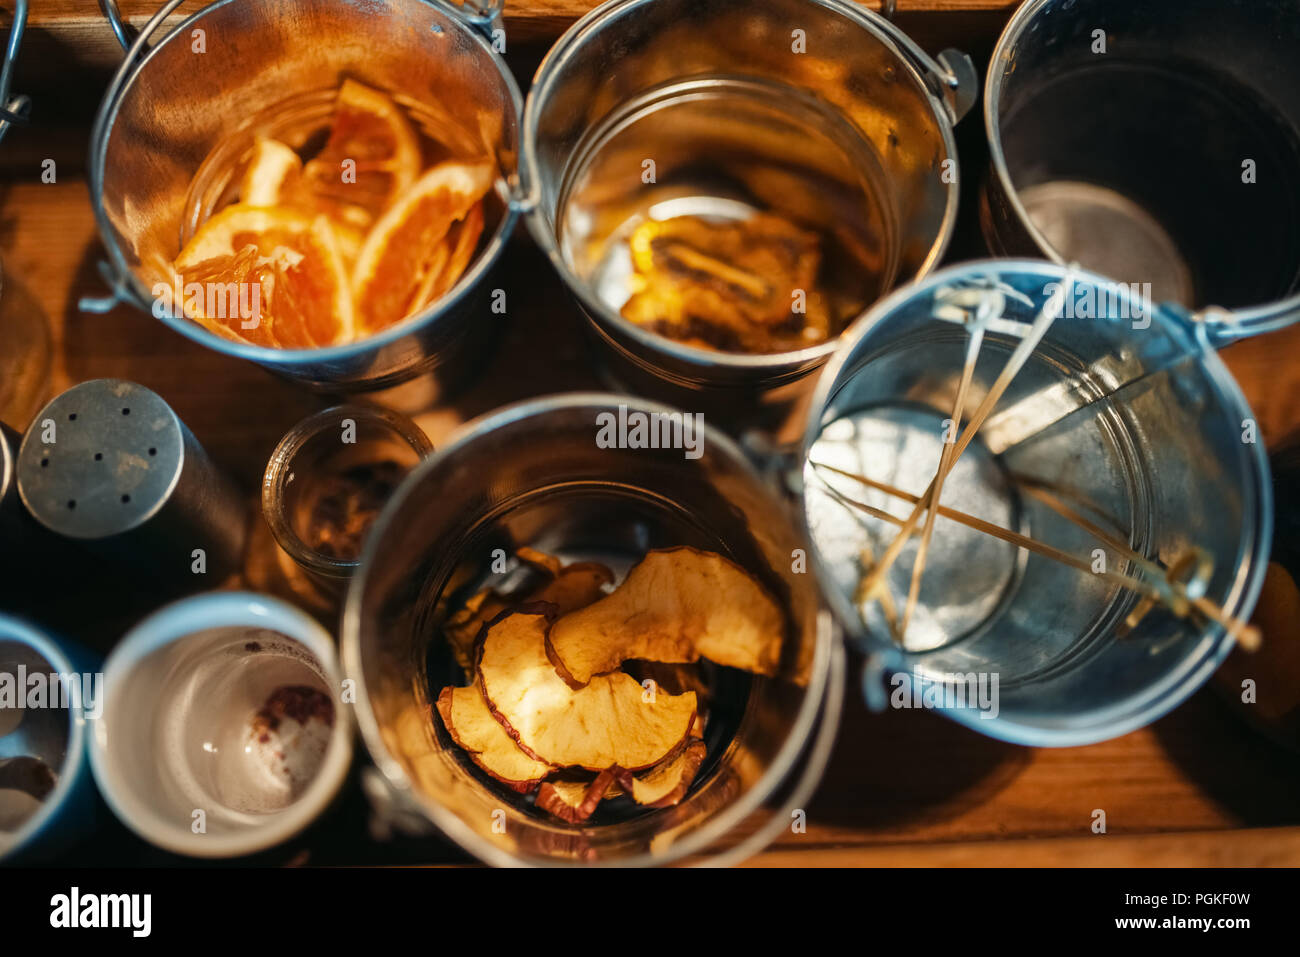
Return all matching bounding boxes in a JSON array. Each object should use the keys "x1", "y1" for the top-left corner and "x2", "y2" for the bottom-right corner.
[{"x1": 88, "y1": 0, "x2": 521, "y2": 396}]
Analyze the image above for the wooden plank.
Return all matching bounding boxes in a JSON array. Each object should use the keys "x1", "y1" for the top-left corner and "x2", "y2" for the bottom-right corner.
[
  {"x1": 9, "y1": 0, "x2": 1021, "y2": 83},
  {"x1": 743, "y1": 826, "x2": 1300, "y2": 867}
]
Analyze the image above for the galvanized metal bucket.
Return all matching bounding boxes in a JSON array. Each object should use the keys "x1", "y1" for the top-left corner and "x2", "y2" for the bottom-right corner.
[
  {"x1": 982, "y1": 0, "x2": 1300, "y2": 341},
  {"x1": 86, "y1": 0, "x2": 521, "y2": 396},
  {"x1": 799, "y1": 259, "x2": 1273, "y2": 746},
  {"x1": 521, "y1": 0, "x2": 977, "y2": 439},
  {"x1": 343, "y1": 393, "x2": 843, "y2": 866}
]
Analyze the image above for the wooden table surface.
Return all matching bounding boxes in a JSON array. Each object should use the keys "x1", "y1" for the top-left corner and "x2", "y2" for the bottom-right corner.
[{"x1": 2, "y1": 0, "x2": 1298, "y2": 867}]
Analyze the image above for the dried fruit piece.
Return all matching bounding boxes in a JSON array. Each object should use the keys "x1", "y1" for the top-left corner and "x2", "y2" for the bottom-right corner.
[
  {"x1": 621, "y1": 213, "x2": 832, "y2": 353},
  {"x1": 621, "y1": 739, "x2": 706, "y2": 808},
  {"x1": 409, "y1": 203, "x2": 485, "y2": 312},
  {"x1": 241, "y1": 137, "x2": 303, "y2": 207},
  {"x1": 435, "y1": 685, "x2": 551, "y2": 793},
  {"x1": 547, "y1": 547, "x2": 784, "y2": 686},
  {"x1": 302, "y1": 79, "x2": 422, "y2": 230},
  {"x1": 445, "y1": 588, "x2": 510, "y2": 675},
  {"x1": 442, "y1": 555, "x2": 614, "y2": 675},
  {"x1": 172, "y1": 205, "x2": 355, "y2": 348},
  {"x1": 351, "y1": 161, "x2": 494, "y2": 334},
  {"x1": 530, "y1": 561, "x2": 614, "y2": 615},
  {"x1": 535, "y1": 768, "x2": 617, "y2": 824},
  {"x1": 477, "y1": 608, "x2": 697, "y2": 771},
  {"x1": 240, "y1": 135, "x2": 368, "y2": 267},
  {"x1": 515, "y1": 546, "x2": 564, "y2": 577}
]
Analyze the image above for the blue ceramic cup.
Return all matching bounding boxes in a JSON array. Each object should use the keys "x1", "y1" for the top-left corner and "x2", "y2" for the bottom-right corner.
[{"x1": 0, "y1": 613, "x2": 100, "y2": 863}]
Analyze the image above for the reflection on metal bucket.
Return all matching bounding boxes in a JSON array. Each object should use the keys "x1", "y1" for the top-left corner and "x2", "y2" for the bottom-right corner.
[
  {"x1": 86, "y1": 0, "x2": 523, "y2": 395},
  {"x1": 523, "y1": 0, "x2": 975, "y2": 437},
  {"x1": 343, "y1": 394, "x2": 840, "y2": 865},
  {"x1": 802, "y1": 261, "x2": 1272, "y2": 746},
  {"x1": 983, "y1": 0, "x2": 1300, "y2": 339}
]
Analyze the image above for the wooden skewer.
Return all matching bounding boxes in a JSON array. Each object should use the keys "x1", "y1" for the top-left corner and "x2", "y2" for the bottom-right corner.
[
  {"x1": 813, "y1": 463, "x2": 1262, "y2": 651},
  {"x1": 902, "y1": 323, "x2": 985, "y2": 638},
  {"x1": 1011, "y1": 476, "x2": 1189, "y2": 616},
  {"x1": 853, "y1": 275, "x2": 1073, "y2": 610},
  {"x1": 823, "y1": 471, "x2": 1168, "y2": 602},
  {"x1": 858, "y1": 545, "x2": 901, "y2": 642}
]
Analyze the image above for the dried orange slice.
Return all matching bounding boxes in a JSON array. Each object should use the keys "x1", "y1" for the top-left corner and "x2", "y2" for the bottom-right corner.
[
  {"x1": 241, "y1": 136, "x2": 369, "y2": 266},
  {"x1": 173, "y1": 205, "x2": 355, "y2": 348},
  {"x1": 409, "y1": 202, "x2": 485, "y2": 312},
  {"x1": 240, "y1": 137, "x2": 303, "y2": 207},
  {"x1": 303, "y1": 79, "x2": 422, "y2": 231},
  {"x1": 351, "y1": 161, "x2": 494, "y2": 333}
]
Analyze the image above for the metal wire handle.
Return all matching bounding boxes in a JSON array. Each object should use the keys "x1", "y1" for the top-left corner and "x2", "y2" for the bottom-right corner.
[
  {"x1": 98, "y1": 0, "x2": 505, "y2": 52},
  {"x1": 867, "y1": 0, "x2": 977, "y2": 124},
  {"x1": 0, "y1": 0, "x2": 30, "y2": 144}
]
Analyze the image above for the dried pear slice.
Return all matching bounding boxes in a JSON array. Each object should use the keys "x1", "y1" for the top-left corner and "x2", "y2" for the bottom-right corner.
[
  {"x1": 535, "y1": 768, "x2": 617, "y2": 824},
  {"x1": 548, "y1": 547, "x2": 784, "y2": 686},
  {"x1": 477, "y1": 607, "x2": 697, "y2": 771},
  {"x1": 626, "y1": 739, "x2": 706, "y2": 808},
  {"x1": 435, "y1": 685, "x2": 552, "y2": 793}
]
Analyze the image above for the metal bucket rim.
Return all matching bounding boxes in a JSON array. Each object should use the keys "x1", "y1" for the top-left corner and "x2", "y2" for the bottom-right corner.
[
  {"x1": 86, "y1": 0, "x2": 525, "y2": 367},
  {"x1": 982, "y1": 0, "x2": 1300, "y2": 335},
  {"x1": 520, "y1": 0, "x2": 963, "y2": 376},
  {"x1": 0, "y1": 613, "x2": 87, "y2": 861},
  {"x1": 797, "y1": 257, "x2": 1274, "y2": 745},
  {"x1": 341, "y1": 390, "x2": 840, "y2": 866}
]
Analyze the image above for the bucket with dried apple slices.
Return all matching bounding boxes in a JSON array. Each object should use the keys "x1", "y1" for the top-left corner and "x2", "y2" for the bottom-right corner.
[
  {"x1": 88, "y1": 0, "x2": 520, "y2": 395},
  {"x1": 343, "y1": 394, "x2": 844, "y2": 865}
]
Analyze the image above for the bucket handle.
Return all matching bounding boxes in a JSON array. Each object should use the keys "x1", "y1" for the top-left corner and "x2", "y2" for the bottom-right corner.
[
  {"x1": 99, "y1": 0, "x2": 505, "y2": 53},
  {"x1": 700, "y1": 629, "x2": 846, "y2": 868},
  {"x1": 0, "y1": 0, "x2": 30, "y2": 145},
  {"x1": 871, "y1": 0, "x2": 978, "y2": 125},
  {"x1": 1185, "y1": 301, "x2": 1300, "y2": 349}
]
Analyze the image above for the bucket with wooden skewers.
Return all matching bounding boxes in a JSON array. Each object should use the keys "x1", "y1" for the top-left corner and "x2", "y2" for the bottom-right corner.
[{"x1": 798, "y1": 259, "x2": 1273, "y2": 746}]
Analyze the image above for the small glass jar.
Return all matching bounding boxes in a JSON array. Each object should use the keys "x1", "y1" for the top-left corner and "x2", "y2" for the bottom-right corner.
[{"x1": 262, "y1": 405, "x2": 432, "y2": 593}]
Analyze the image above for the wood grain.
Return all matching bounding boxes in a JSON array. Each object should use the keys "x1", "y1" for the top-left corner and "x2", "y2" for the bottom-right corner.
[
  {"x1": 15, "y1": 0, "x2": 1023, "y2": 72},
  {"x1": 744, "y1": 826, "x2": 1300, "y2": 867}
]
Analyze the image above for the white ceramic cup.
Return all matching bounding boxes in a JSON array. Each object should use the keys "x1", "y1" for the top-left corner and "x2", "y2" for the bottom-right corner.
[{"x1": 88, "y1": 592, "x2": 353, "y2": 857}]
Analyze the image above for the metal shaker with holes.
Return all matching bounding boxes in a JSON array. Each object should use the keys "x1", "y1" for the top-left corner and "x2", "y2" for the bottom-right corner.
[{"x1": 15, "y1": 379, "x2": 247, "y2": 584}]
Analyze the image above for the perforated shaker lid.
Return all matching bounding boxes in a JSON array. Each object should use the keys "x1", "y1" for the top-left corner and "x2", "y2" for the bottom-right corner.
[{"x1": 16, "y1": 380, "x2": 186, "y2": 540}]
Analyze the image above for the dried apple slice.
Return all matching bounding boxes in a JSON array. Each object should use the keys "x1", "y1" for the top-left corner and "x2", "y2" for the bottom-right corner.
[
  {"x1": 477, "y1": 607, "x2": 697, "y2": 771},
  {"x1": 516, "y1": 546, "x2": 563, "y2": 577},
  {"x1": 445, "y1": 588, "x2": 510, "y2": 675},
  {"x1": 435, "y1": 685, "x2": 551, "y2": 793},
  {"x1": 624, "y1": 739, "x2": 706, "y2": 808},
  {"x1": 548, "y1": 547, "x2": 785, "y2": 686},
  {"x1": 443, "y1": 556, "x2": 613, "y2": 674},
  {"x1": 535, "y1": 768, "x2": 617, "y2": 824},
  {"x1": 530, "y1": 561, "x2": 614, "y2": 614}
]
